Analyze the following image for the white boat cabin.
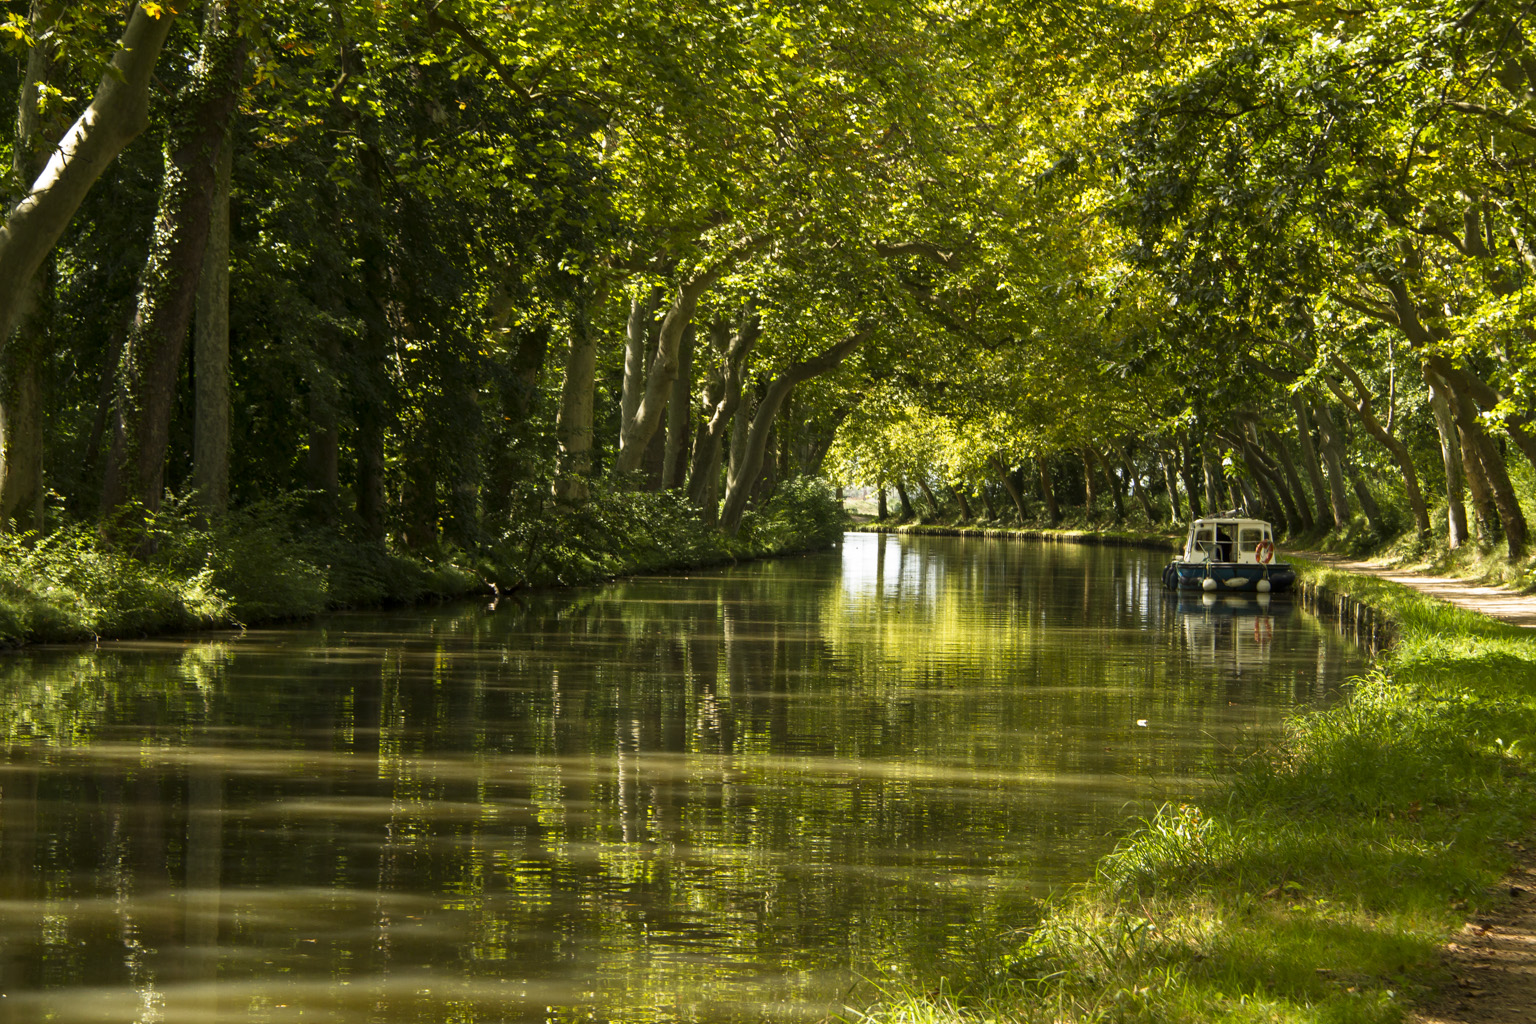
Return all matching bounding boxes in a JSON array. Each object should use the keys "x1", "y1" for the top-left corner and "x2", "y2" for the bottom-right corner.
[{"x1": 1181, "y1": 517, "x2": 1275, "y2": 565}]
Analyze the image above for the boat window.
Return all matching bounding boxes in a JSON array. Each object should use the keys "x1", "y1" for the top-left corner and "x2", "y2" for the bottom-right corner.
[
  {"x1": 1214, "y1": 523, "x2": 1234, "y2": 562},
  {"x1": 1192, "y1": 524, "x2": 1216, "y2": 559},
  {"x1": 1239, "y1": 526, "x2": 1264, "y2": 555}
]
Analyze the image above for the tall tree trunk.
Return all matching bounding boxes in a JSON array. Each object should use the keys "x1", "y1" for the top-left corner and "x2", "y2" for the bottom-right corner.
[
  {"x1": 553, "y1": 286, "x2": 607, "y2": 502},
  {"x1": 728, "y1": 388, "x2": 756, "y2": 495},
  {"x1": 1298, "y1": 397, "x2": 1350, "y2": 528},
  {"x1": 1160, "y1": 449, "x2": 1184, "y2": 523},
  {"x1": 1232, "y1": 441, "x2": 1286, "y2": 533},
  {"x1": 0, "y1": 321, "x2": 44, "y2": 532},
  {"x1": 1116, "y1": 445, "x2": 1156, "y2": 524},
  {"x1": 949, "y1": 484, "x2": 973, "y2": 522},
  {"x1": 1324, "y1": 357, "x2": 1430, "y2": 540},
  {"x1": 990, "y1": 455, "x2": 1029, "y2": 520},
  {"x1": 686, "y1": 313, "x2": 760, "y2": 520},
  {"x1": 1459, "y1": 422, "x2": 1499, "y2": 545},
  {"x1": 914, "y1": 476, "x2": 942, "y2": 518},
  {"x1": 977, "y1": 482, "x2": 999, "y2": 520},
  {"x1": 1202, "y1": 447, "x2": 1223, "y2": 514},
  {"x1": 1225, "y1": 428, "x2": 1296, "y2": 532},
  {"x1": 1313, "y1": 401, "x2": 1384, "y2": 532},
  {"x1": 1094, "y1": 448, "x2": 1124, "y2": 522},
  {"x1": 877, "y1": 485, "x2": 888, "y2": 519},
  {"x1": 1424, "y1": 366, "x2": 1469, "y2": 550},
  {"x1": 0, "y1": 0, "x2": 67, "y2": 532},
  {"x1": 1177, "y1": 439, "x2": 1203, "y2": 519},
  {"x1": 1080, "y1": 448, "x2": 1098, "y2": 517},
  {"x1": 101, "y1": 9, "x2": 247, "y2": 517},
  {"x1": 720, "y1": 328, "x2": 871, "y2": 533},
  {"x1": 662, "y1": 324, "x2": 694, "y2": 489},
  {"x1": 0, "y1": 5, "x2": 178, "y2": 347},
  {"x1": 1036, "y1": 457, "x2": 1059, "y2": 524},
  {"x1": 894, "y1": 478, "x2": 915, "y2": 519},
  {"x1": 620, "y1": 285, "x2": 663, "y2": 440},
  {"x1": 1265, "y1": 429, "x2": 1315, "y2": 533},
  {"x1": 616, "y1": 263, "x2": 734, "y2": 476},
  {"x1": 1290, "y1": 398, "x2": 1333, "y2": 529},
  {"x1": 1444, "y1": 377, "x2": 1526, "y2": 557},
  {"x1": 192, "y1": 126, "x2": 234, "y2": 515}
]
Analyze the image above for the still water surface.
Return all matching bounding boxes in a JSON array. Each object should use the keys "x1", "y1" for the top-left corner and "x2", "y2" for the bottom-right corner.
[{"x1": 0, "y1": 534, "x2": 1365, "y2": 1023}]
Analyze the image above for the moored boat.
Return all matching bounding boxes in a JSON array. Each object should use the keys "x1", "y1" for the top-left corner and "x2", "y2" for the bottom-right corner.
[{"x1": 1161, "y1": 515, "x2": 1295, "y2": 593}]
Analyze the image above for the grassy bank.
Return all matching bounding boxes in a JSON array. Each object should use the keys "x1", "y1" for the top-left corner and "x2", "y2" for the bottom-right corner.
[
  {"x1": 857, "y1": 559, "x2": 1536, "y2": 1024},
  {"x1": 0, "y1": 480, "x2": 847, "y2": 646}
]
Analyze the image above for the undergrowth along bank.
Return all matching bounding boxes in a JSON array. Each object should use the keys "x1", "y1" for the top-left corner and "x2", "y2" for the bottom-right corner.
[
  {"x1": 854, "y1": 557, "x2": 1536, "y2": 1024},
  {"x1": 0, "y1": 480, "x2": 847, "y2": 647}
]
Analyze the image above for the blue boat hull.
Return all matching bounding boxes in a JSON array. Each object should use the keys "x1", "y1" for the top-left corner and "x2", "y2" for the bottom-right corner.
[{"x1": 1162, "y1": 560, "x2": 1295, "y2": 593}]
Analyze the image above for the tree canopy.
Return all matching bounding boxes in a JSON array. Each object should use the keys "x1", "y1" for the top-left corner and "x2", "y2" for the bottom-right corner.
[{"x1": 0, "y1": 0, "x2": 1533, "y2": 561}]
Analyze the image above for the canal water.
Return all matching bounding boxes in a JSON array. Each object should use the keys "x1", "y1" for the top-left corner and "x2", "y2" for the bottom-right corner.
[{"x1": 0, "y1": 533, "x2": 1366, "y2": 1023}]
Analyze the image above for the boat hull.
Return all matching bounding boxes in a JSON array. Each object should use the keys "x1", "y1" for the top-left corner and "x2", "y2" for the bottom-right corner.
[{"x1": 1163, "y1": 560, "x2": 1295, "y2": 593}]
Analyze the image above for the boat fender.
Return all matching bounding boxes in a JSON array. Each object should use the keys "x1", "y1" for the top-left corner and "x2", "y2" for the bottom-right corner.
[
  {"x1": 1256, "y1": 578, "x2": 1271, "y2": 593},
  {"x1": 1201, "y1": 577, "x2": 1218, "y2": 592}
]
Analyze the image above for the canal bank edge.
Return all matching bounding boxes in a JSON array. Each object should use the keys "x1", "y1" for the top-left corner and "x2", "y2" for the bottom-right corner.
[
  {"x1": 851, "y1": 520, "x2": 1182, "y2": 549},
  {"x1": 0, "y1": 483, "x2": 848, "y2": 648},
  {"x1": 854, "y1": 546, "x2": 1536, "y2": 1024}
]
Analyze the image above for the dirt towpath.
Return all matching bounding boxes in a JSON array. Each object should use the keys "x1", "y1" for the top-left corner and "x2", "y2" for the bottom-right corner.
[
  {"x1": 1311, "y1": 554, "x2": 1536, "y2": 628},
  {"x1": 1303, "y1": 555, "x2": 1536, "y2": 1023}
]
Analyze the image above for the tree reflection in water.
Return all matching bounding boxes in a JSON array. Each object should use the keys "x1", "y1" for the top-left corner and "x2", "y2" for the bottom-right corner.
[{"x1": 0, "y1": 534, "x2": 1363, "y2": 1023}]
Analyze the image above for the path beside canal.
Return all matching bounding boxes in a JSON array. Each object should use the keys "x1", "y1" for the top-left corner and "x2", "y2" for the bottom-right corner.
[{"x1": 1302, "y1": 553, "x2": 1536, "y2": 1024}]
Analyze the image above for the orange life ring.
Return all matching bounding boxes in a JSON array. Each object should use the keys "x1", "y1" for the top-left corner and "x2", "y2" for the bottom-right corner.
[{"x1": 1255, "y1": 540, "x2": 1274, "y2": 564}]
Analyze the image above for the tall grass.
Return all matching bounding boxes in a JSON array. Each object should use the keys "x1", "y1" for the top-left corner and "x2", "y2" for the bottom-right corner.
[{"x1": 852, "y1": 560, "x2": 1536, "y2": 1024}]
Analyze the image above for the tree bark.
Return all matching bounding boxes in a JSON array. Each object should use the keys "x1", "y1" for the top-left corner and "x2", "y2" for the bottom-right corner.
[
  {"x1": 1424, "y1": 366, "x2": 1469, "y2": 550},
  {"x1": 1444, "y1": 375, "x2": 1526, "y2": 557},
  {"x1": 1296, "y1": 397, "x2": 1349, "y2": 528},
  {"x1": 1117, "y1": 445, "x2": 1156, "y2": 523},
  {"x1": 553, "y1": 286, "x2": 607, "y2": 502},
  {"x1": 1094, "y1": 447, "x2": 1124, "y2": 522},
  {"x1": 1036, "y1": 457, "x2": 1059, "y2": 524},
  {"x1": 616, "y1": 264, "x2": 730, "y2": 476},
  {"x1": 1177, "y1": 438, "x2": 1203, "y2": 519},
  {"x1": 1230, "y1": 436, "x2": 1287, "y2": 533},
  {"x1": 620, "y1": 285, "x2": 663, "y2": 440},
  {"x1": 977, "y1": 482, "x2": 999, "y2": 520},
  {"x1": 0, "y1": 6, "x2": 178, "y2": 347},
  {"x1": 949, "y1": 484, "x2": 973, "y2": 522},
  {"x1": 1323, "y1": 357, "x2": 1430, "y2": 540},
  {"x1": 0, "y1": 0, "x2": 67, "y2": 532},
  {"x1": 1264, "y1": 429, "x2": 1315, "y2": 534},
  {"x1": 728, "y1": 387, "x2": 756, "y2": 495},
  {"x1": 102, "y1": 8, "x2": 247, "y2": 517},
  {"x1": 1459, "y1": 421, "x2": 1499, "y2": 545},
  {"x1": 662, "y1": 323, "x2": 694, "y2": 489},
  {"x1": 914, "y1": 476, "x2": 942, "y2": 518},
  {"x1": 1160, "y1": 449, "x2": 1184, "y2": 523},
  {"x1": 686, "y1": 313, "x2": 760, "y2": 519},
  {"x1": 990, "y1": 455, "x2": 1029, "y2": 520},
  {"x1": 192, "y1": 122, "x2": 234, "y2": 515},
  {"x1": 720, "y1": 327, "x2": 871, "y2": 533},
  {"x1": 1080, "y1": 448, "x2": 1098, "y2": 517},
  {"x1": 894, "y1": 478, "x2": 915, "y2": 519}
]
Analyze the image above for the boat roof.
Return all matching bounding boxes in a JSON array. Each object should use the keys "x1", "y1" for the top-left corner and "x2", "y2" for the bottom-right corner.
[{"x1": 1189, "y1": 516, "x2": 1273, "y2": 529}]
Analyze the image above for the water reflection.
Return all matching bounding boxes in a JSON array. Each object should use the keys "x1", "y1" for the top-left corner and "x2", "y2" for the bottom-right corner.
[{"x1": 0, "y1": 534, "x2": 1365, "y2": 1022}]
